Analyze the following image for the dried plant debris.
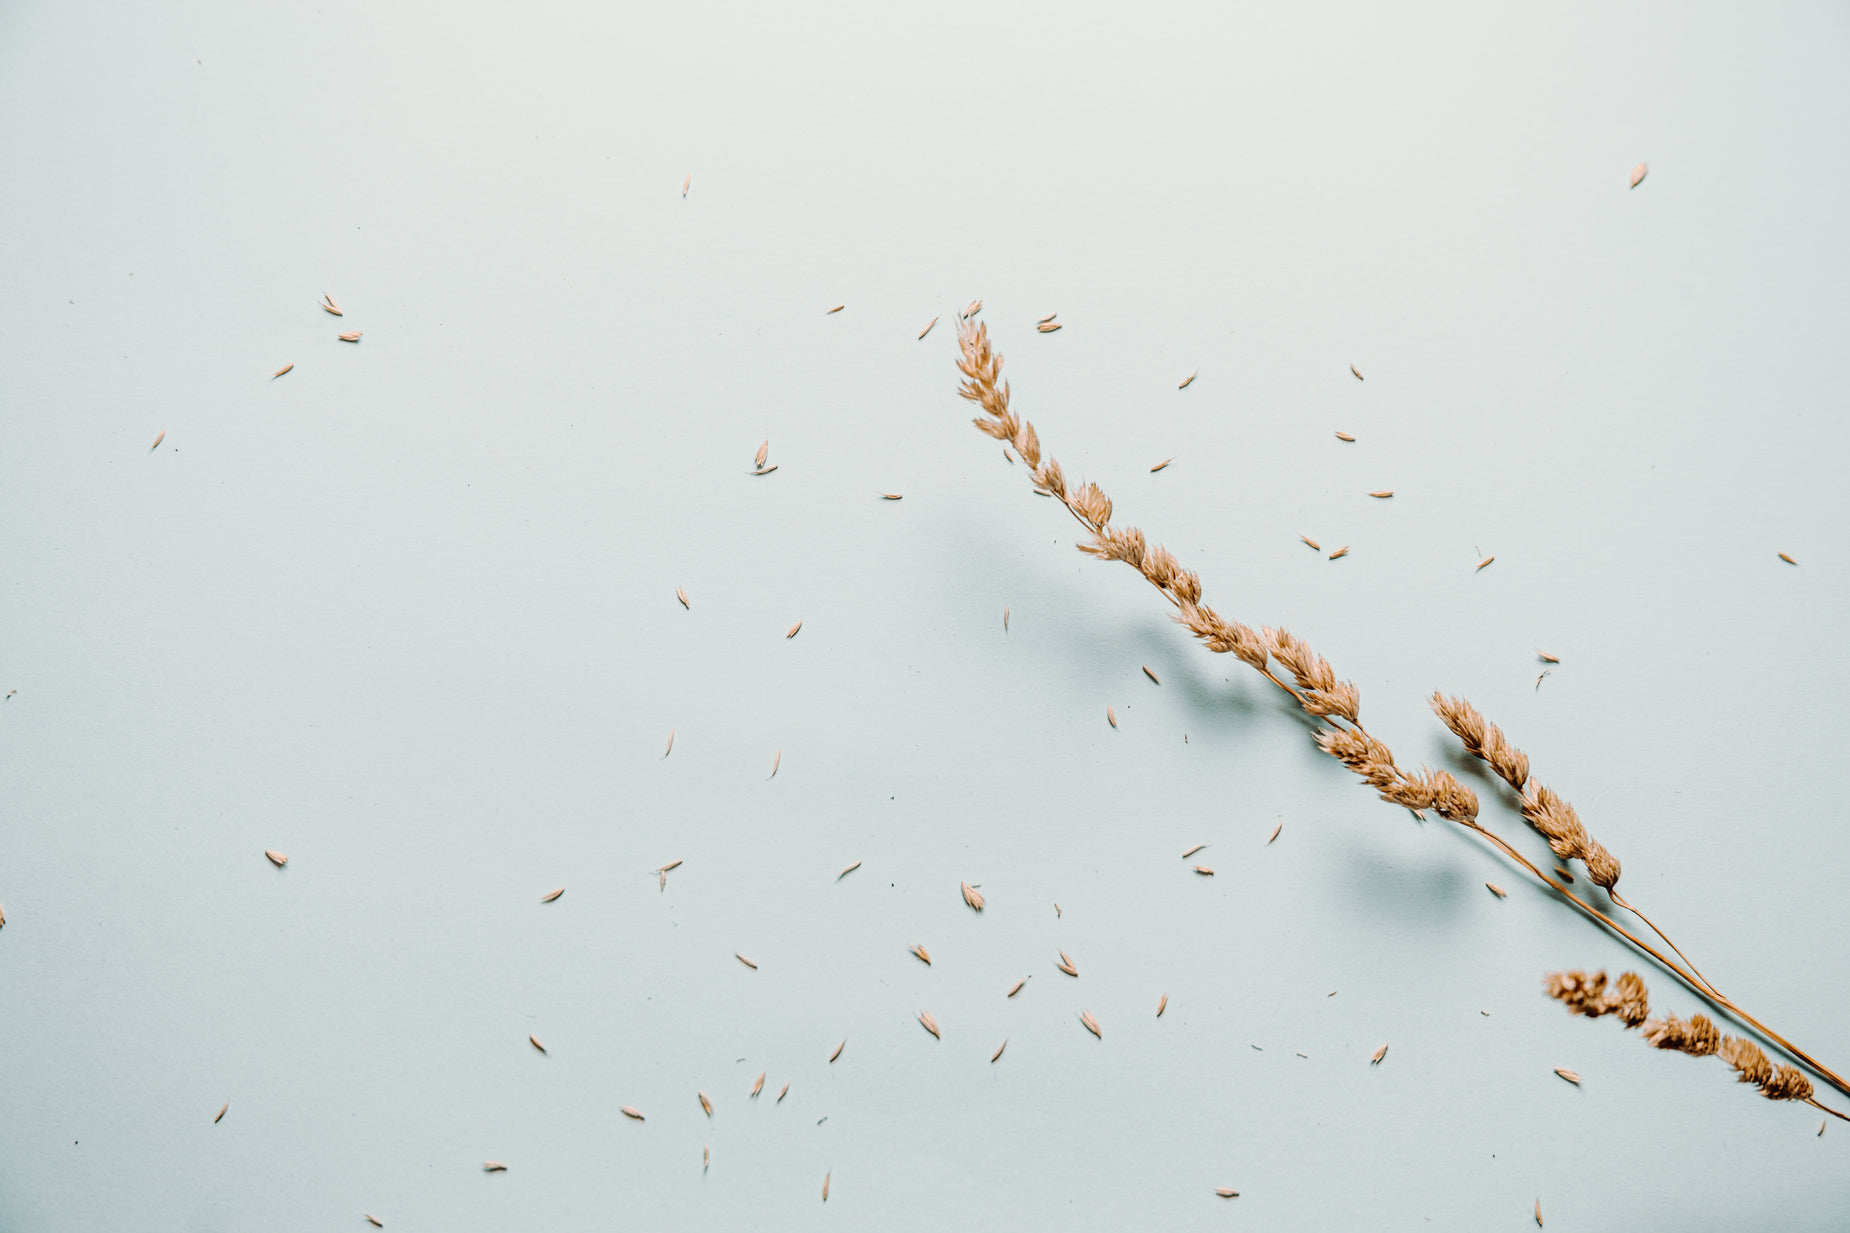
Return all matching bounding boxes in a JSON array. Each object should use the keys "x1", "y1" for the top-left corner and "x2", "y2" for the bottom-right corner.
[
  {"x1": 829, "y1": 1039, "x2": 846, "y2": 1062},
  {"x1": 150, "y1": 430, "x2": 166, "y2": 450},
  {"x1": 1536, "y1": 1198, "x2": 1544, "y2": 1227},
  {"x1": 786, "y1": 621, "x2": 802, "y2": 639},
  {"x1": 962, "y1": 300, "x2": 982, "y2": 319},
  {"x1": 1328, "y1": 546, "x2": 1349, "y2": 561},
  {"x1": 755, "y1": 441, "x2": 769, "y2": 468},
  {"x1": 1193, "y1": 865, "x2": 1214, "y2": 876},
  {"x1": 1537, "y1": 651, "x2": 1561, "y2": 664},
  {"x1": 676, "y1": 587, "x2": 690, "y2": 609},
  {"x1": 961, "y1": 882, "x2": 984, "y2": 911},
  {"x1": 1150, "y1": 458, "x2": 1173, "y2": 472},
  {"x1": 1486, "y1": 882, "x2": 1507, "y2": 898},
  {"x1": 1079, "y1": 1010, "x2": 1102, "y2": 1039},
  {"x1": 1178, "y1": 370, "x2": 1197, "y2": 389},
  {"x1": 1779, "y1": 552, "x2": 1797, "y2": 565},
  {"x1": 991, "y1": 1039, "x2": 1007, "y2": 1063},
  {"x1": 1554, "y1": 1067, "x2": 1581, "y2": 1085},
  {"x1": 822, "y1": 1172, "x2": 831, "y2": 1202},
  {"x1": 214, "y1": 1103, "x2": 228, "y2": 1123},
  {"x1": 1143, "y1": 666, "x2": 1160, "y2": 684},
  {"x1": 1037, "y1": 322, "x2": 1062, "y2": 333},
  {"x1": 338, "y1": 331, "x2": 361, "y2": 342},
  {"x1": 918, "y1": 1011, "x2": 941, "y2": 1039},
  {"x1": 698, "y1": 1091, "x2": 713, "y2": 1116},
  {"x1": 682, "y1": 174, "x2": 691, "y2": 197},
  {"x1": 1157, "y1": 994, "x2": 1168, "y2": 1017},
  {"x1": 918, "y1": 316, "x2": 939, "y2": 340},
  {"x1": 1215, "y1": 1188, "x2": 1240, "y2": 1199},
  {"x1": 621, "y1": 1106, "x2": 645, "y2": 1121},
  {"x1": 837, "y1": 860, "x2": 861, "y2": 880},
  {"x1": 826, "y1": 304, "x2": 844, "y2": 314},
  {"x1": 366, "y1": 1218, "x2": 382, "y2": 1229},
  {"x1": 751, "y1": 1073, "x2": 765, "y2": 1098},
  {"x1": 910, "y1": 944, "x2": 932, "y2": 966},
  {"x1": 769, "y1": 749, "x2": 781, "y2": 778},
  {"x1": 1350, "y1": 364, "x2": 1364, "y2": 381},
  {"x1": 264, "y1": 850, "x2": 288, "y2": 867},
  {"x1": 1476, "y1": 556, "x2": 1495, "y2": 571},
  {"x1": 657, "y1": 860, "x2": 683, "y2": 873},
  {"x1": 1106, "y1": 705, "x2": 1118, "y2": 728},
  {"x1": 664, "y1": 729, "x2": 674, "y2": 757},
  {"x1": 1334, "y1": 431, "x2": 1355, "y2": 442},
  {"x1": 1057, "y1": 950, "x2": 1078, "y2": 977},
  {"x1": 321, "y1": 294, "x2": 343, "y2": 316},
  {"x1": 1369, "y1": 490, "x2": 1393, "y2": 498},
  {"x1": 736, "y1": 953, "x2": 758, "y2": 970},
  {"x1": 777, "y1": 1083, "x2": 789, "y2": 1102},
  {"x1": 1300, "y1": 535, "x2": 1322, "y2": 551},
  {"x1": 272, "y1": 363, "x2": 293, "y2": 378},
  {"x1": 483, "y1": 1161, "x2": 507, "y2": 1172},
  {"x1": 1629, "y1": 162, "x2": 1648, "y2": 188},
  {"x1": 880, "y1": 492, "x2": 903, "y2": 500},
  {"x1": 1181, "y1": 844, "x2": 1206, "y2": 859},
  {"x1": 1267, "y1": 822, "x2": 1282, "y2": 844},
  {"x1": 529, "y1": 1035, "x2": 546, "y2": 1054},
  {"x1": 1370, "y1": 1043, "x2": 1389, "y2": 1065},
  {"x1": 1006, "y1": 978, "x2": 1027, "y2": 998}
]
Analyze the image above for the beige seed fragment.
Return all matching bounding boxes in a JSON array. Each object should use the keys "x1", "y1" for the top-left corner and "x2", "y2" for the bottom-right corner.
[
  {"x1": 1350, "y1": 364, "x2": 1364, "y2": 381},
  {"x1": 1079, "y1": 1010, "x2": 1101, "y2": 1039},
  {"x1": 1003, "y1": 606, "x2": 1010, "y2": 631},
  {"x1": 664, "y1": 729, "x2": 674, "y2": 757},
  {"x1": 918, "y1": 316, "x2": 939, "y2": 340},
  {"x1": 1036, "y1": 322, "x2": 1062, "y2": 333},
  {"x1": 1328, "y1": 546, "x2": 1349, "y2": 560},
  {"x1": 676, "y1": 587, "x2": 689, "y2": 609},
  {"x1": 682, "y1": 174, "x2": 690, "y2": 197},
  {"x1": 918, "y1": 1010, "x2": 940, "y2": 1039},
  {"x1": 698, "y1": 1090, "x2": 713, "y2": 1116},
  {"x1": 770, "y1": 749, "x2": 780, "y2": 778},
  {"x1": 991, "y1": 1038, "x2": 1006, "y2": 1062},
  {"x1": 1536, "y1": 1197, "x2": 1544, "y2": 1227},
  {"x1": 1053, "y1": 903, "x2": 1061, "y2": 917},
  {"x1": 829, "y1": 1039, "x2": 845, "y2": 1063},
  {"x1": 1216, "y1": 1188, "x2": 1240, "y2": 1198},
  {"x1": 483, "y1": 1161, "x2": 507, "y2": 1172},
  {"x1": 264, "y1": 849, "x2": 288, "y2": 867},
  {"x1": 338, "y1": 331, "x2": 361, "y2": 342},
  {"x1": 736, "y1": 953, "x2": 757, "y2": 970},
  {"x1": 529, "y1": 1035, "x2": 546, "y2": 1054},
  {"x1": 1150, "y1": 457, "x2": 1173, "y2": 472},
  {"x1": 1369, "y1": 490, "x2": 1393, "y2": 498},
  {"x1": 1818, "y1": 1120, "x2": 1826, "y2": 1136},
  {"x1": 214, "y1": 1102, "x2": 228, "y2": 1123},
  {"x1": 1334, "y1": 431, "x2": 1355, "y2": 442},
  {"x1": 1486, "y1": 882, "x2": 1507, "y2": 898},
  {"x1": 366, "y1": 1217, "x2": 383, "y2": 1228},
  {"x1": 703, "y1": 1145, "x2": 710, "y2": 1169},
  {"x1": 1157, "y1": 993, "x2": 1168, "y2": 1017},
  {"x1": 822, "y1": 1171, "x2": 831, "y2": 1202},
  {"x1": 272, "y1": 363, "x2": 293, "y2": 378},
  {"x1": 754, "y1": 440, "x2": 769, "y2": 467},
  {"x1": 657, "y1": 859, "x2": 684, "y2": 873},
  {"x1": 659, "y1": 871, "x2": 666, "y2": 892},
  {"x1": 837, "y1": 860, "x2": 861, "y2": 880},
  {"x1": 1142, "y1": 666, "x2": 1160, "y2": 684},
  {"x1": 1106, "y1": 705, "x2": 1117, "y2": 728},
  {"x1": 1553, "y1": 867, "x2": 1574, "y2": 883},
  {"x1": 321, "y1": 293, "x2": 343, "y2": 315},
  {"x1": 1555, "y1": 1067, "x2": 1581, "y2": 1085},
  {"x1": 826, "y1": 304, "x2": 844, "y2": 314},
  {"x1": 1370, "y1": 1043, "x2": 1388, "y2": 1065},
  {"x1": 752, "y1": 464, "x2": 779, "y2": 476},
  {"x1": 910, "y1": 944, "x2": 931, "y2": 965},
  {"x1": 751, "y1": 1072, "x2": 765, "y2": 1098},
  {"x1": 1266, "y1": 822, "x2": 1282, "y2": 844},
  {"x1": 1779, "y1": 552, "x2": 1797, "y2": 565},
  {"x1": 1537, "y1": 651, "x2": 1561, "y2": 664},
  {"x1": 1300, "y1": 535, "x2": 1322, "y2": 551},
  {"x1": 777, "y1": 1082, "x2": 789, "y2": 1103},
  {"x1": 786, "y1": 620, "x2": 802, "y2": 639},
  {"x1": 880, "y1": 492, "x2": 903, "y2": 500},
  {"x1": 963, "y1": 299, "x2": 982, "y2": 318},
  {"x1": 1181, "y1": 844, "x2": 1206, "y2": 859},
  {"x1": 621, "y1": 1106, "x2": 644, "y2": 1121},
  {"x1": 1178, "y1": 370, "x2": 1197, "y2": 389},
  {"x1": 1629, "y1": 161, "x2": 1648, "y2": 189},
  {"x1": 150, "y1": 430, "x2": 166, "y2": 450},
  {"x1": 1193, "y1": 865, "x2": 1214, "y2": 876},
  {"x1": 1006, "y1": 977, "x2": 1027, "y2": 998},
  {"x1": 961, "y1": 881, "x2": 985, "y2": 911},
  {"x1": 1057, "y1": 950, "x2": 1077, "y2": 977},
  {"x1": 1476, "y1": 556, "x2": 1495, "y2": 571}
]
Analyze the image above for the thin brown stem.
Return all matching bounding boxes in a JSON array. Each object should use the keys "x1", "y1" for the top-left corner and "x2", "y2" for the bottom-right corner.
[
  {"x1": 1807, "y1": 1097, "x2": 1850, "y2": 1123},
  {"x1": 1609, "y1": 891, "x2": 1723, "y2": 1001}
]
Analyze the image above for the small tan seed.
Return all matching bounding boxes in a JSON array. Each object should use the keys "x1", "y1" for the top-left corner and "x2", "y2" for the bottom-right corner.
[
  {"x1": 786, "y1": 621, "x2": 802, "y2": 639},
  {"x1": 1216, "y1": 1188, "x2": 1240, "y2": 1198},
  {"x1": 1037, "y1": 312, "x2": 1057, "y2": 324},
  {"x1": 1819, "y1": 1120, "x2": 1826, "y2": 1136},
  {"x1": 826, "y1": 304, "x2": 843, "y2": 314},
  {"x1": 837, "y1": 860, "x2": 861, "y2": 880},
  {"x1": 1536, "y1": 1197, "x2": 1544, "y2": 1227},
  {"x1": 529, "y1": 1035, "x2": 546, "y2": 1054},
  {"x1": 1181, "y1": 844, "x2": 1206, "y2": 858},
  {"x1": 1370, "y1": 1043, "x2": 1388, "y2": 1065},
  {"x1": 918, "y1": 316, "x2": 939, "y2": 340},
  {"x1": 880, "y1": 492, "x2": 903, "y2": 500},
  {"x1": 752, "y1": 464, "x2": 779, "y2": 476},
  {"x1": 822, "y1": 1171, "x2": 831, "y2": 1201},
  {"x1": 910, "y1": 944, "x2": 931, "y2": 965},
  {"x1": 1328, "y1": 546, "x2": 1349, "y2": 560},
  {"x1": 1779, "y1": 552, "x2": 1797, "y2": 565},
  {"x1": 755, "y1": 440, "x2": 769, "y2": 467},
  {"x1": 963, "y1": 299, "x2": 982, "y2": 318},
  {"x1": 1157, "y1": 994, "x2": 1167, "y2": 1017},
  {"x1": 659, "y1": 871, "x2": 666, "y2": 892},
  {"x1": 991, "y1": 1038, "x2": 1006, "y2": 1063},
  {"x1": 1106, "y1": 705, "x2": 1117, "y2": 728},
  {"x1": 1079, "y1": 1010, "x2": 1101, "y2": 1039},
  {"x1": 1053, "y1": 903, "x2": 1061, "y2": 917},
  {"x1": 322, "y1": 294, "x2": 343, "y2": 315},
  {"x1": 1036, "y1": 322, "x2": 1062, "y2": 333},
  {"x1": 264, "y1": 849, "x2": 288, "y2": 867},
  {"x1": 366, "y1": 1217, "x2": 383, "y2": 1228},
  {"x1": 1486, "y1": 882, "x2": 1507, "y2": 898},
  {"x1": 829, "y1": 1039, "x2": 845, "y2": 1062},
  {"x1": 751, "y1": 1072, "x2": 764, "y2": 1098},
  {"x1": 961, "y1": 882, "x2": 984, "y2": 911},
  {"x1": 621, "y1": 1106, "x2": 644, "y2": 1121},
  {"x1": 1178, "y1": 370, "x2": 1197, "y2": 389},
  {"x1": 150, "y1": 430, "x2": 166, "y2": 450},
  {"x1": 777, "y1": 1082, "x2": 789, "y2": 1102},
  {"x1": 1553, "y1": 867, "x2": 1574, "y2": 883},
  {"x1": 1476, "y1": 556, "x2": 1495, "y2": 571},
  {"x1": 322, "y1": 302, "x2": 342, "y2": 317},
  {"x1": 1266, "y1": 822, "x2": 1282, "y2": 844},
  {"x1": 770, "y1": 749, "x2": 780, "y2": 778},
  {"x1": 272, "y1": 363, "x2": 293, "y2": 378},
  {"x1": 1629, "y1": 161, "x2": 1648, "y2": 188},
  {"x1": 1350, "y1": 364, "x2": 1364, "y2": 381},
  {"x1": 1058, "y1": 950, "x2": 1077, "y2": 977},
  {"x1": 1003, "y1": 607, "x2": 1010, "y2": 631},
  {"x1": 1334, "y1": 431, "x2": 1355, "y2": 442},
  {"x1": 1150, "y1": 458, "x2": 1173, "y2": 472},
  {"x1": 736, "y1": 953, "x2": 757, "y2": 969},
  {"x1": 703, "y1": 1145, "x2": 710, "y2": 1169},
  {"x1": 338, "y1": 331, "x2": 361, "y2": 342},
  {"x1": 664, "y1": 729, "x2": 674, "y2": 757},
  {"x1": 1555, "y1": 1068, "x2": 1581, "y2": 1085},
  {"x1": 1300, "y1": 536, "x2": 1322, "y2": 551},
  {"x1": 918, "y1": 1010, "x2": 940, "y2": 1039},
  {"x1": 676, "y1": 587, "x2": 689, "y2": 609},
  {"x1": 214, "y1": 1102, "x2": 228, "y2": 1123},
  {"x1": 657, "y1": 859, "x2": 684, "y2": 873},
  {"x1": 483, "y1": 1161, "x2": 507, "y2": 1171},
  {"x1": 697, "y1": 1091, "x2": 713, "y2": 1116},
  {"x1": 1006, "y1": 978, "x2": 1027, "y2": 998},
  {"x1": 1194, "y1": 865, "x2": 1214, "y2": 876},
  {"x1": 1538, "y1": 651, "x2": 1561, "y2": 664},
  {"x1": 682, "y1": 174, "x2": 690, "y2": 196},
  {"x1": 1142, "y1": 666, "x2": 1160, "y2": 684},
  {"x1": 1369, "y1": 490, "x2": 1393, "y2": 498}
]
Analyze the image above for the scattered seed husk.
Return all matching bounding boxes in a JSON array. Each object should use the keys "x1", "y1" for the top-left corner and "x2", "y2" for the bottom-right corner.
[
  {"x1": 272, "y1": 363, "x2": 293, "y2": 378},
  {"x1": 1193, "y1": 865, "x2": 1214, "y2": 876},
  {"x1": 1538, "y1": 651, "x2": 1561, "y2": 663},
  {"x1": 676, "y1": 587, "x2": 689, "y2": 609},
  {"x1": 264, "y1": 849, "x2": 288, "y2": 867},
  {"x1": 1178, "y1": 370, "x2": 1197, "y2": 389},
  {"x1": 910, "y1": 944, "x2": 931, "y2": 965},
  {"x1": 1300, "y1": 535, "x2": 1322, "y2": 551},
  {"x1": 1553, "y1": 867, "x2": 1574, "y2": 883},
  {"x1": 656, "y1": 859, "x2": 683, "y2": 873},
  {"x1": 770, "y1": 749, "x2": 781, "y2": 778},
  {"x1": 529, "y1": 1035, "x2": 546, "y2": 1054},
  {"x1": 1106, "y1": 705, "x2": 1117, "y2": 728},
  {"x1": 838, "y1": 860, "x2": 861, "y2": 880},
  {"x1": 1002, "y1": 447, "x2": 1015, "y2": 464},
  {"x1": 777, "y1": 1082, "x2": 789, "y2": 1102},
  {"x1": 822, "y1": 1171, "x2": 831, "y2": 1201},
  {"x1": 826, "y1": 304, "x2": 843, "y2": 314},
  {"x1": 1036, "y1": 322, "x2": 1062, "y2": 333},
  {"x1": 736, "y1": 953, "x2": 757, "y2": 969},
  {"x1": 1003, "y1": 606, "x2": 1010, "y2": 631},
  {"x1": 829, "y1": 1039, "x2": 845, "y2": 1062},
  {"x1": 1157, "y1": 994, "x2": 1168, "y2": 1017},
  {"x1": 682, "y1": 174, "x2": 690, "y2": 196},
  {"x1": 322, "y1": 293, "x2": 343, "y2": 315},
  {"x1": 918, "y1": 316, "x2": 939, "y2": 340},
  {"x1": 1370, "y1": 1043, "x2": 1389, "y2": 1065},
  {"x1": 1334, "y1": 431, "x2": 1355, "y2": 442},
  {"x1": 1350, "y1": 364, "x2": 1364, "y2": 381},
  {"x1": 1819, "y1": 1120, "x2": 1827, "y2": 1136},
  {"x1": 880, "y1": 492, "x2": 903, "y2": 500},
  {"x1": 0, "y1": 904, "x2": 6, "y2": 927},
  {"x1": 786, "y1": 620, "x2": 802, "y2": 639},
  {"x1": 366, "y1": 1217, "x2": 382, "y2": 1228},
  {"x1": 1328, "y1": 546, "x2": 1349, "y2": 560},
  {"x1": 1266, "y1": 822, "x2": 1282, "y2": 844},
  {"x1": 1080, "y1": 1011, "x2": 1101, "y2": 1039},
  {"x1": 1629, "y1": 161, "x2": 1647, "y2": 188},
  {"x1": 484, "y1": 1161, "x2": 507, "y2": 1172},
  {"x1": 150, "y1": 430, "x2": 166, "y2": 450},
  {"x1": 1476, "y1": 556, "x2": 1495, "y2": 571},
  {"x1": 621, "y1": 1106, "x2": 644, "y2": 1121},
  {"x1": 1536, "y1": 1197, "x2": 1544, "y2": 1227},
  {"x1": 1150, "y1": 457, "x2": 1173, "y2": 472},
  {"x1": 1554, "y1": 1068, "x2": 1581, "y2": 1085},
  {"x1": 215, "y1": 1102, "x2": 228, "y2": 1123},
  {"x1": 1215, "y1": 1188, "x2": 1240, "y2": 1198},
  {"x1": 1037, "y1": 312, "x2": 1057, "y2": 324},
  {"x1": 754, "y1": 440, "x2": 769, "y2": 467},
  {"x1": 338, "y1": 331, "x2": 361, "y2": 342},
  {"x1": 1058, "y1": 949, "x2": 1077, "y2": 975},
  {"x1": 918, "y1": 1011, "x2": 941, "y2": 1039},
  {"x1": 961, "y1": 882, "x2": 985, "y2": 911},
  {"x1": 659, "y1": 871, "x2": 666, "y2": 891},
  {"x1": 991, "y1": 1038, "x2": 1007, "y2": 1063},
  {"x1": 1053, "y1": 903, "x2": 1061, "y2": 917},
  {"x1": 1006, "y1": 977, "x2": 1027, "y2": 998},
  {"x1": 1181, "y1": 844, "x2": 1206, "y2": 858},
  {"x1": 751, "y1": 1072, "x2": 764, "y2": 1098},
  {"x1": 1485, "y1": 882, "x2": 1507, "y2": 898},
  {"x1": 322, "y1": 302, "x2": 342, "y2": 318},
  {"x1": 753, "y1": 464, "x2": 778, "y2": 476},
  {"x1": 1142, "y1": 666, "x2": 1160, "y2": 685},
  {"x1": 703, "y1": 1145, "x2": 710, "y2": 1169},
  {"x1": 1779, "y1": 552, "x2": 1797, "y2": 565},
  {"x1": 1535, "y1": 670, "x2": 1551, "y2": 691},
  {"x1": 664, "y1": 729, "x2": 674, "y2": 757},
  {"x1": 1369, "y1": 490, "x2": 1393, "y2": 498}
]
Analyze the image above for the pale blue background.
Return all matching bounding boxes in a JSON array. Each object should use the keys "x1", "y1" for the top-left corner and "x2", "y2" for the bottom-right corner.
[{"x1": 2, "y1": 1, "x2": 1848, "y2": 1229}]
